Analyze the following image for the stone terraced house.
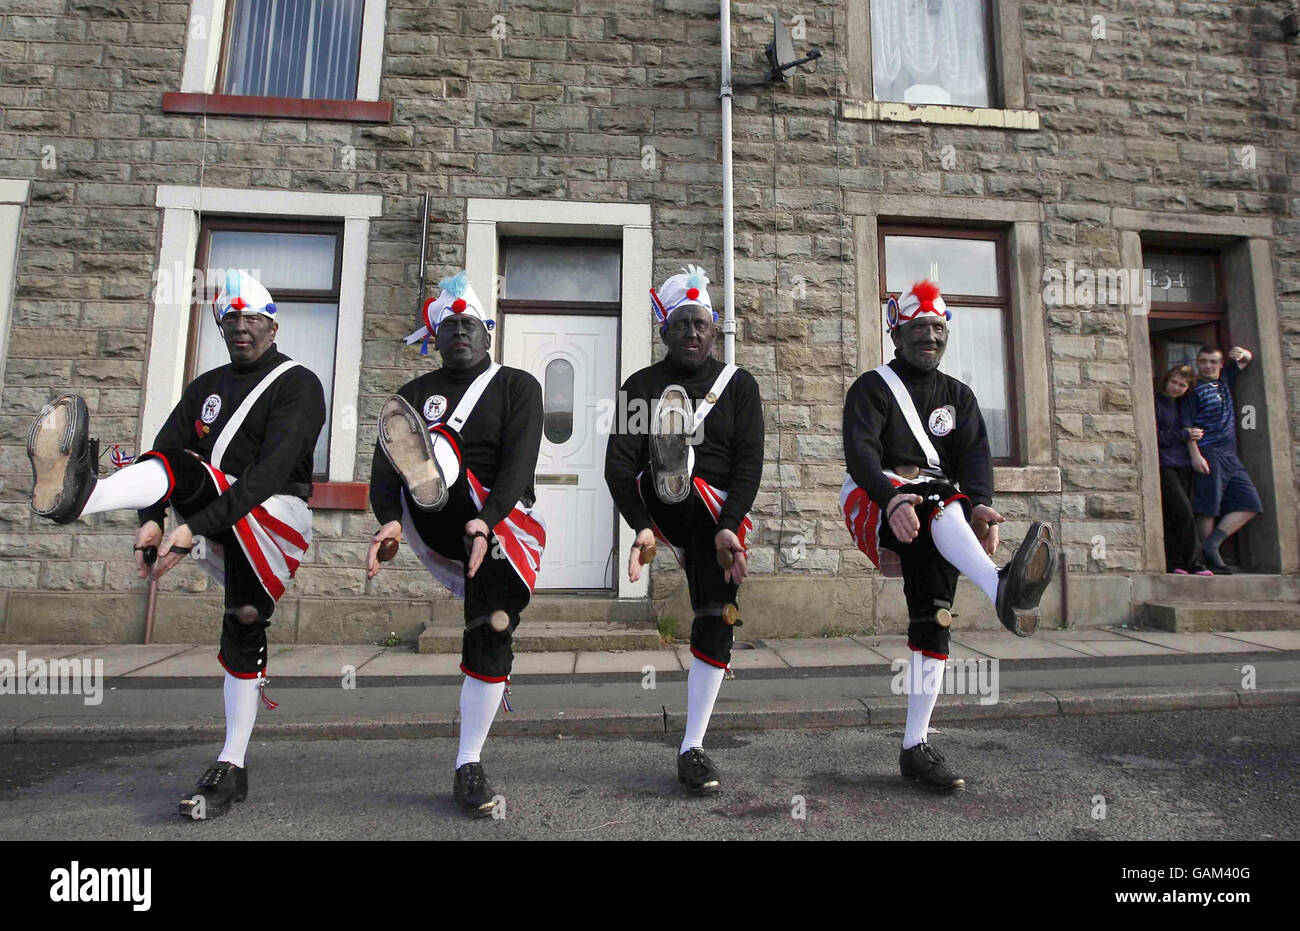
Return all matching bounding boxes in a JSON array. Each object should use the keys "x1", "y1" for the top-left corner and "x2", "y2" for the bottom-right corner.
[{"x1": 0, "y1": 0, "x2": 1296, "y2": 648}]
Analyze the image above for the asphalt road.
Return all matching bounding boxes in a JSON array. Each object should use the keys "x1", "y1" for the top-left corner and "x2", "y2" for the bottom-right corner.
[{"x1": 1, "y1": 707, "x2": 1294, "y2": 841}]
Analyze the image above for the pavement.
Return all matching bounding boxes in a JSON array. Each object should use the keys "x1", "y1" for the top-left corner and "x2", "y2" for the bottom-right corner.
[{"x1": 1, "y1": 627, "x2": 1298, "y2": 742}]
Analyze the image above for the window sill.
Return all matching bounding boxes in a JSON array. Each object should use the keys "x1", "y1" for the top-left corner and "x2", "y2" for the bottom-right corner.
[
  {"x1": 308, "y1": 481, "x2": 370, "y2": 510},
  {"x1": 993, "y1": 467, "x2": 1062, "y2": 494},
  {"x1": 841, "y1": 98, "x2": 1040, "y2": 131},
  {"x1": 161, "y1": 93, "x2": 392, "y2": 124}
]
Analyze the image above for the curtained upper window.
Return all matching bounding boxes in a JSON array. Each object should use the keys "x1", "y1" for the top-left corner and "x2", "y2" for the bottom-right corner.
[
  {"x1": 221, "y1": 0, "x2": 365, "y2": 100},
  {"x1": 870, "y1": 0, "x2": 993, "y2": 108}
]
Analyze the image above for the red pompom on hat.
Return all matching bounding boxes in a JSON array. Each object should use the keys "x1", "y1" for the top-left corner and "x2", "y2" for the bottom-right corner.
[{"x1": 452, "y1": 298, "x2": 467, "y2": 312}]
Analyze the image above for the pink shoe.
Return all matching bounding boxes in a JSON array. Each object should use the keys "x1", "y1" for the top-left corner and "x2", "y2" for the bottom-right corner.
[
  {"x1": 1194, "y1": 569, "x2": 1214, "y2": 577},
  {"x1": 1172, "y1": 569, "x2": 1189, "y2": 575}
]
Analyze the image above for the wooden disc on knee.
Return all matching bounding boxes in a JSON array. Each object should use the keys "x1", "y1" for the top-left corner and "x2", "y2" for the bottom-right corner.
[
  {"x1": 236, "y1": 605, "x2": 260, "y2": 625},
  {"x1": 489, "y1": 610, "x2": 510, "y2": 633},
  {"x1": 721, "y1": 603, "x2": 741, "y2": 627},
  {"x1": 935, "y1": 608, "x2": 953, "y2": 629},
  {"x1": 638, "y1": 542, "x2": 657, "y2": 565},
  {"x1": 377, "y1": 538, "x2": 399, "y2": 562}
]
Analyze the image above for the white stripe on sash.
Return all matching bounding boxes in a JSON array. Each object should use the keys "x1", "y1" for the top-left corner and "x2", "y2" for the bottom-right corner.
[
  {"x1": 689, "y1": 363, "x2": 737, "y2": 434},
  {"x1": 874, "y1": 363, "x2": 942, "y2": 474},
  {"x1": 446, "y1": 362, "x2": 501, "y2": 433},
  {"x1": 210, "y1": 359, "x2": 302, "y2": 471}
]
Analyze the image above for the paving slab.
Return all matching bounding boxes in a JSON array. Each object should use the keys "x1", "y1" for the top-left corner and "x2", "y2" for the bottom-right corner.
[
  {"x1": 1215, "y1": 630, "x2": 1300, "y2": 651},
  {"x1": 851, "y1": 635, "x2": 992, "y2": 663},
  {"x1": 508, "y1": 651, "x2": 578, "y2": 676},
  {"x1": 0, "y1": 645, "x2": 109, "y2": 663},
  {"x1": 672, "y1": 644, "x2": 790, "y2": 670},
  {"x1": 768, "y1": 638, "x2": 882, "y2": 667},
  {"x1": 1115, "y1": 630, "x2": 1276, "y2": 654},
  {"x1": 355, "y1": 650, "x2": 465, "y2": 677},
  {"x1": 1038, "y1": 629, "x2": 1136, "y2": 640},
  {"x1": 121, "y1": 646, "x2": 290, "y2": 678},
  {"x1": 574, "y1": 649, "x2": 682, "y2": 674},
  {"x1": 709, "y1": 700, "x2": 870, "y2": 730},
  {"x1": 1058, "y1": 636, "x2": 1184, "y2": 658},
  {"x1": 41, "y1": 644, "x2": 194, "y2": 678},
  {"x1": 947, "y1": 634, "x2": 1095, "y2": 660},
  {"x1": 267, "y1": 645, "x2": 386, "y2": 677}
]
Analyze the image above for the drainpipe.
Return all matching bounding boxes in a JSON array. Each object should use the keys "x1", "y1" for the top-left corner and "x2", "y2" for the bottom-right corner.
[{"x1": 720, "y1": 1, "x2": 736, "y2": 365}]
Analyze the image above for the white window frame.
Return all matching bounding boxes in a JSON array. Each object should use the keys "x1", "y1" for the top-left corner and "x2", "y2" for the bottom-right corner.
[
  {"x1": 0, "y1": 180, "x2": 29, "y2": 399},
  {"x1": 148, "y1": 185, "x2": 383, "y2": 482},
  {"x1": 180, "y1": 0, "x2": 387, "y2": 100},
  {"x1": 465, "y1": 198, "x2": 654, "y2": 600}
]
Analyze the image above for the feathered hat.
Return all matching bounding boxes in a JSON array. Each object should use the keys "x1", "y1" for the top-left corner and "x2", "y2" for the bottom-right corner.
[
  {"x1": 649, "y1": 264, "x2": 715, "y2": 332},
  {"x1": 885, "y1": 280, "x2": 950, "y2": 332},
  {"x1": 214, "y1": 269, "x2": 276, "y2": 325},
  {"x1": 405, "y1": 270, "x2": 494, "y2": 355}
]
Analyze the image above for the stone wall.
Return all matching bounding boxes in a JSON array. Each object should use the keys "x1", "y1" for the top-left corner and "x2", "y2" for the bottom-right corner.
[{"x1": 0, "y1": 0, "x2": 1295, "y2": 641}]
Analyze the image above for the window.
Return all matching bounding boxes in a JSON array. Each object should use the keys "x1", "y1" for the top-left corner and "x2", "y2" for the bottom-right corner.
[
  {"x1": 219, "y1": 0, "x2": 364, "y2": 100},
  {"x1": 543, "y1": 358, "x2": 575, "y2": 445},
  {"x1": 870, "y1": 0, "x2": 994, "y2": 108},
  {"x1": 500, "y1": 240, "x2": 623, "y2": 308},
  {"x1": 879, "y1": 227, "x2": 1016, "y2": 461},
  {"x1": 189, "y1": 218, "x2": 343, "y2": 477}
]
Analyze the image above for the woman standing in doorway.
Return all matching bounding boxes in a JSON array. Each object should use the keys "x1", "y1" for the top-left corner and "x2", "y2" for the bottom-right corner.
[{"x1": 1156, "y1": 365, "x2": 1213, "y2": 576}]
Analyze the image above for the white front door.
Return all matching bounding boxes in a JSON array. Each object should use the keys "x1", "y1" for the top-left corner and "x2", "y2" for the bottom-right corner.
[{"x1": 502, "y1": 315, "x2": 618, "y2": 590}]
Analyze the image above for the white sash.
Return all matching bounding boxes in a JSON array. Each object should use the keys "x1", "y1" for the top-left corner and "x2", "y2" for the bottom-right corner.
[
  {"x1": 446, "y1": 361, "x2": 501, "y2": 432},
  {"x1": 211, "y1": 360, "x2": 302, "y2": 471},
  {"x1": 690, "y1": 363, "x2": 737, "y2": 434},
  {"x1": 874, "y1": 363, "x2": 942, "y2": 473}
]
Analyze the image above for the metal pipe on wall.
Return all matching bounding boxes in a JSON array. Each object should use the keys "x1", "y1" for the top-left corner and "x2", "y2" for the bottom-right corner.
[{"x1": 720, "y1": 2, "x2": 736, "y2": 365}]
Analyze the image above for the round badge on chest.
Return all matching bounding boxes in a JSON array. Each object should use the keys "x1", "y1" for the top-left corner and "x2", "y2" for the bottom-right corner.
[
  {"x1": 928, "y1": 405, "x2": 956, "y2": 437},
  {"x1": 423, "y1": 395, "x2": 448, "y2": 422},
  {"x1": 200, "y1": 394, "x2": 222, "y2": 425}
]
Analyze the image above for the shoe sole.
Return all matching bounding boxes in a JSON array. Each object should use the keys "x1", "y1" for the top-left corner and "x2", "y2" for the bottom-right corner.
[
  {"x1": 462, "y1": 799, "x2": 498, "y2": 819},
  {"x1": 680, "y1": 780, "x2": 721, "y2": 797},
  {"x1": 379, "y1": 396, "x2": 447, "y2": 511},
  {"x1": 997, "y1": 521, "x2": 1057, "y2": 637},
  {"x1": 28, "y1": 396, "x2": 83, "y2": 516},
  {"x1": 651, "y1": 387, "x2": 693, "y2": 504},
  {"x1": 902, "y1": 772, "x2": 966, "y2": 793}
]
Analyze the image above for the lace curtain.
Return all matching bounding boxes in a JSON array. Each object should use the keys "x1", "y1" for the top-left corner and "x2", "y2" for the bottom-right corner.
[{"x1": 871, "y1": 0, "x2": 991, "y2": 107}]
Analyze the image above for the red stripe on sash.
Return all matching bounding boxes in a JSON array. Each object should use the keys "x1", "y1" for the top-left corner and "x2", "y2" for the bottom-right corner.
[{"x1": 207, "y1": 467, "x2": 286, "y2": 601}]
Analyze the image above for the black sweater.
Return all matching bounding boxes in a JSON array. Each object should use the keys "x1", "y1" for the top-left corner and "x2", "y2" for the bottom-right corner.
[
  {"x1": 842, "y1": 357, "x2": 994, "y2": 510},
  {"x1": 604, "y1": 355, "x2": 764, "y2": 535},
  {"x1": 139, "y1": 345, "x2": 327, "y2": 537},
  {"x1": 369, "y1": 355, "x2": 543, "y2": 530}
]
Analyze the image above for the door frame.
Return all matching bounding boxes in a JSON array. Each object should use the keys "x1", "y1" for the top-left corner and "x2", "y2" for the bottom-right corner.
[
  {"x1": 1121, "y1": 218, "x2": 1297, "y2": 574},
  {"x1": 465, "y1": 198, "x2": 654, "y2": 598}
]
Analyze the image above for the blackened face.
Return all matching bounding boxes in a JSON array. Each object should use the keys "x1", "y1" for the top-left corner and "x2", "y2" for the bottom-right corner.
[
  {"x1": 891, "y1": 318, "x2": 948, "y2": 371},
  {"x1": 221, "y1": 312, "x2": 277, "y2": 365},
  {"x1": 436, "y1": 313, "x2": 490, "y2": 370},
  {"x1": 661, "y1": 305, "x2": 717, "y2": 370}
]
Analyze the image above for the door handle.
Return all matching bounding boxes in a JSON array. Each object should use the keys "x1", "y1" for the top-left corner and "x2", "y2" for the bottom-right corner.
[{"x1": 535, "y1": 474, "x2": 578, "y2": 485}]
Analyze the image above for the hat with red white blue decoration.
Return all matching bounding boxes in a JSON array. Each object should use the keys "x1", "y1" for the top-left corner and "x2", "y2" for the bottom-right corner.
[
  {"x1": 885, "y1": 279, "x2": 950, "y2": 332},
  {"x1": 214, "y1": 269, "x2": 277, "y2": 325},
  {"x1": 405, "y1": 270, "x2": 493, "y2": 355},
  {"x1": 649, "y1": 265, "x2": 715, "y2": 333}
]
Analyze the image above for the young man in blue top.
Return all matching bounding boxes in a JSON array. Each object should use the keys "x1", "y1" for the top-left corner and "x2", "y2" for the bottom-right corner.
[{"x1": 1180, "y1": 345, "x2": 1261, "y2": 574}]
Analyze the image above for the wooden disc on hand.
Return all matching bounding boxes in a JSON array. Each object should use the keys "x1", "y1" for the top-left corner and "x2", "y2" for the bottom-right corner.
[
  {"x1": 377, "y1": 538, "x2": 399, "y2": 562},
  {"x1": 971, "y1": 518, "x2": 989, "y2": 540},
  {"x1": 717, "y1": 548, "x2": 734, "y2": 570},
  {"x1": 639, "y1": 542, "x2": 657, "y2": 565}
]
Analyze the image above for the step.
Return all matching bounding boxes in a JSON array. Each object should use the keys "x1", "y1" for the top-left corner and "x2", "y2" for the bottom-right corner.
[
  {"x1": 1140, "y1": 601, "x2": 1300, "y2": 633},
  {"x1": 1132, "y1": 573, "x2": 1300, "y2": 605},
  {"x1": 418, "y1": 620, "x2": 663, "y2": 654}
]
